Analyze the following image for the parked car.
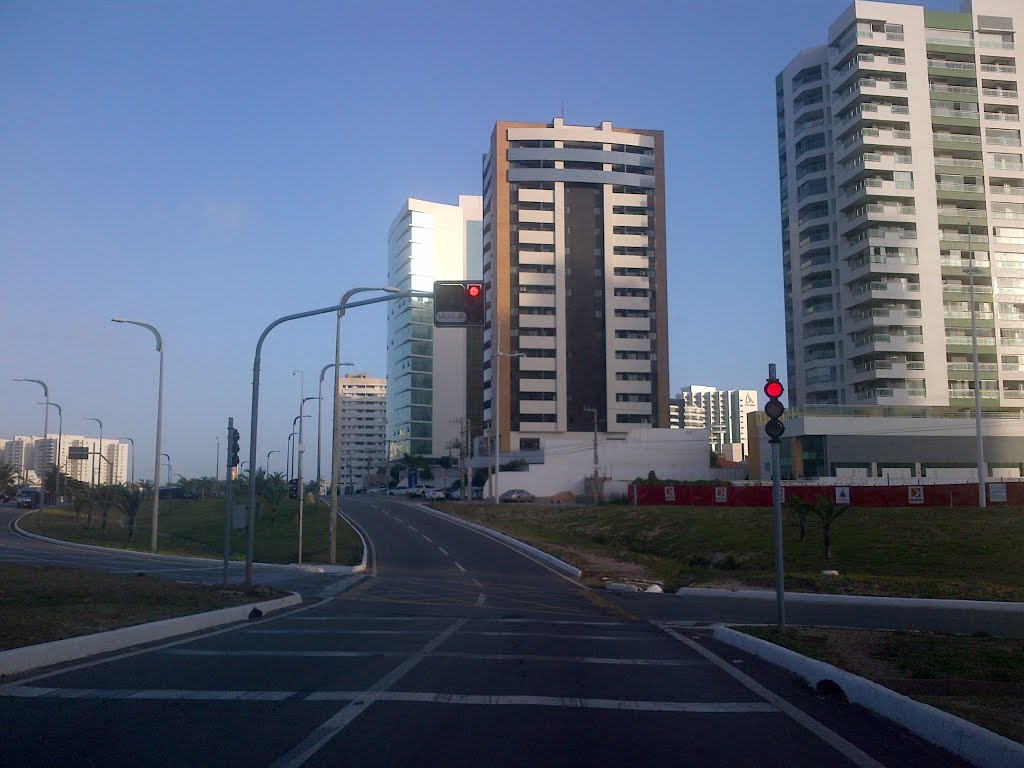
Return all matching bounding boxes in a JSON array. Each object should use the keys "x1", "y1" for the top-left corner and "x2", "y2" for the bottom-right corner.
[
  {"x1": 499, "y1": 488, "x2": 535, "y2": 503},
  {"x1": 406, "y1": 487, "x2": 426, "y2": 499},
  {"x1": 426, "y1": 488, "x2": 446, "y2": 501}
]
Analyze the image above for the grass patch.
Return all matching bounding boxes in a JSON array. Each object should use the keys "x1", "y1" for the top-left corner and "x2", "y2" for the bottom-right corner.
[
  {"x1": 20, "y1": 497, "x2": 362, "y2": 566},
  {"x1": 737, "y1": 625, "x2": 1024, "y2": 744},
  {"x1": 433, "y1": 502, "x2": 1024, "y2": 599},
  {"x1": 0, "y1": 562, "x2": 280, "y2": 651}
]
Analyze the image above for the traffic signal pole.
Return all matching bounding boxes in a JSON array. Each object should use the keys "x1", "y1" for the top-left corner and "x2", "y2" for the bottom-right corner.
[
  {"x1": 223, "y1": 417, "x2": 233, "y2": 588},
  {"x1": 766, "y1": 364, "x2": 786, "y2": 632}
]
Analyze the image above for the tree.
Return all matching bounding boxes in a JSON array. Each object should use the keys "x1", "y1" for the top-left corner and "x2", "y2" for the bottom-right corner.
[
  {"x1": 0, "y1": 461, "x2": 16, "y2": 497},
  {"x1": 812, "y1": 495, "x2": 848, "y2": 561},
  {"x1": 137, "y1": 479, "x2": 155, "y2": 498},
  {"x1": 113, "y1": 486, "x2": 143, "y2": 544},
  {"x1": 785, "y1": 497, "x2": 813, "y2": 543},
  {"x1": 66, "y1": 478, "x2": 89, "y2": 524},
  {"x1": 262, "y1": 472, "x2": 287, "y2": 526}
]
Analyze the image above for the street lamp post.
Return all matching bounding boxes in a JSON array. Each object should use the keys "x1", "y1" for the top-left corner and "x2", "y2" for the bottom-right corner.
[
  {"x1": 966, "y1": 225, "x2": 987, "y2": 508},
  {"x1": 121, "y1": 436, "x2": 134, "y2": 487},
  {"x1": 297, "y1": 395, "x2": 320, "y2": 565},
  {"x1": 14, "y1": 378, "x2": 49, "y2": 493},
  {"x1": 111, "y1": 318, "x2": 164, "y2": 553},
  {"x1": 83, "y1": 417, "x2": 103, "y2": 486},
  {"x1": 266, "y1": 449, "x2": 280, "y2": 476},
  {"x1": 318, "y1": 361, "x2": 353, "y2": 495},
  {"x1": 161, "y1": 453, "x2": 172, "y2": 487},
  {"x1": 492, "y1": 321, "x2": 523, "y2": 505},
  {"x1": 39, "y1": 401, "x2": 62, "y2": 499},
  {"x1": 331, "y1": 286, "x2": 400, "y2": 564},
  {"x1": 215, "y1": 436, "x2": 220, "y2": 481}
]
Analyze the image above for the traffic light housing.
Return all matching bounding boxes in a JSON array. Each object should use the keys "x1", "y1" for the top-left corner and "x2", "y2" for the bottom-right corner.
[
  {"x1": 288, "y1": 478, "x2": 298, "y2": 499},
  {"x1": 228, "y1": 428, "x2": 240, "y2": 467},
  {"x1": 433, "y1": 280, "x2": 486, "y2": 327},
  {"x1": 763, "y1": 378, "x2": 785, "y2": 443}
]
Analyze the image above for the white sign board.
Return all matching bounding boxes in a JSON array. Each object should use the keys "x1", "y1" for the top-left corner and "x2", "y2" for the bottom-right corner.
[
  {"x1": 835, "y1": 486, "x2": 850, "y2": 505},
  {"x1": 714, "y1": 486, "x2": 728, "y2": 503},
  {"x1": 908, "y1": 486, "x2": 924, "y2": 505},
  {"x1": 989, "y1": 483, "x2": 1007, "y2": 503},
  {"x1": 664, "y1": 485, "x2": 676, "y2": 502},
  {"x1": 435, "y1": 310, "x2": 467, "y2": 324}
]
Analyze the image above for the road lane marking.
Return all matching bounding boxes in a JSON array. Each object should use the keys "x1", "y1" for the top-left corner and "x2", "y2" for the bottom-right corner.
[
  {"x1": 459, "y1": 631, "x2": 640, "y2": 641},
  {"x1": 305, "y1": 692, "x2": 777, "y2": 713},
  {"x1": 246, "y1": 629, "x2": 432, "y2": 635},
  {"x1": 487, "y1": 619, "x2": 626, "y2": 627},
  {"x1": 437, "y1": 546, "x2": 449, "y2": 556},
  {"x1": 164, "y1": 650, "x2": 407, "y2": 658},
  {"x1": 421, "y1": 535, "x2": 432, "y2": 543},
  {"x1": 2, "y1": 685, "x2": 773, "y2": 713},
  {"x1": 655, "y1": 623, "x2": 885, "y2": 768},
  {"x1": 269, "y1": 618, "x2": 468, "y2": 768},
  {"x1": 470, "y1": 578, "x2": 482, "y2": 588},
  {"x1": 453, "y1": 561, "x2": 466, "y2": 572},
  {"x1": 406, "y1": 524, "x2": 418, "y2": 533},
  {"x1": 430, "y1": 653, "x2": 706, "y2": 666},
  {"x1": 291, "y1": 616, "x2": 449, "y2": 622}
]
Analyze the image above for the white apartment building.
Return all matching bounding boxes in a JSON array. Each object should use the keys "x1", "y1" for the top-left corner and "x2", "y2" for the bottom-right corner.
[
  {"x1": 386, "y1": 195, "x2": 483, "y2": 459},
  {"x1": 482, "y1": 118, "x2": 670, "y2": 455},
  {"x1": 338, "y1": 374, "x2": 387, "y2": 489},
  {"x1": 674, "y1": 386, "x2": 758, "y2": 459},
  {"x1": 1, "y1": 434, "x2": 129, "y2": 485},
  {"x1": 778, "y1": 0, "x2": 1024, "y2": 409}
]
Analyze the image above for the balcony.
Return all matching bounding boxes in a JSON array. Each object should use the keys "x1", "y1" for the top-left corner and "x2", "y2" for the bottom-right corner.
[
  {"x1": 945, "y1": 336, "x2": 997, "y2": 346},
  {"x1": 948, "y1": 362, "x2": 999, "y2": 372},
  {"x1": 926, "y1": 36, "x2": 975, "y2": 49},
  {"x1": 990, "y1": 184, "x2": 1024, "y2": 195},
  {"x1": 939, "y1": 231, "x2": 990, "y2": 244},
  {"x1": 983, "y1": 88, "x2": 1019, "y2": 99},
  {"x1": 980, "y1": 64, "x2": 1016, "y2": 74},
  {"x1": 931, "y1": 107, "x2": 980, "y2": 121},
  {"x1": 984, "y1": 112, "x2": 1020, "y2": 122},
  {"x1": 1003, "y1": 390, "x2": 1024, "y2": 399},
  {"x1": 949, "y1": 389, "x2": 1000, "y2": 399},
  {"x1": 934, "y1": 157, "x2": 984, "y2": 170},
  {"x1": 930, "y1": 84, "x2": 978, "y2": 96}
]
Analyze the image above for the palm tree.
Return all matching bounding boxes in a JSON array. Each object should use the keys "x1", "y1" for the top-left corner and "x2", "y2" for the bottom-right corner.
[
  {"x1": 262, "y1": 472, "x2": 287, "y2": 526},
  {"x1": 0, "y1": 461, "x2": 16, "y2": 497},
  {"x1": 113, "y1": 486, "x2": 143, "y2": 544}
]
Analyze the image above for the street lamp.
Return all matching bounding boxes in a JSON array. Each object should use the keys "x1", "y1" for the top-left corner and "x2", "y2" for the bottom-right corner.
[
  {"x1": 296, "y1": 395, "x2": 320, "y2": 565},
  {"x1": 38, "y1": 401, "x2": 62, "y2": 499},
  {"x1": 161, "y1": 453, "x2": 172, "y2": 487},
  {"x1": 318, "y1": 361, "x2": 353, "y2": 494},
  {"x1": 14, "y1": 378, "x2": 49, "y2": 492},
  {"x1": 111, "y1": 317, "x2": 164, "y2": 552},
  {"x1": 215, "y1": 436, "x2": 221, "y2": 481},
  {"x1": 120, "y1": 436, "x2": 135, "y2": 487},
  {"x1": 331, "y1": 286, "x2": 400, "y2": 563},
  {"x1": 83, "y1": 417, "x2": 103, "y2": 485},
  {"x1": 492, "y1": 320, "x2": 524, "y2": 504},
  {"x1": 966, "y1": 224, "x2": 987, "y2": 508},
  {"x1": 266, "y1": 449, "x2": 280, "y2": 475}
]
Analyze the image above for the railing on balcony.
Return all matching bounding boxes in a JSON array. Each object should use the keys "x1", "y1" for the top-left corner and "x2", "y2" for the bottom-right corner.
[
  {"x1": 946, "y1": 336, "x2": 997, "y2": 345},
  {"x1": 990, "y1": 185, "x2": 1024, "y2": 195},
  {"x1": 928, "y1": 60, "x2": 976, "y2": 71},
  {"x1": 926, "y1": 36, "x2": 974, "y2": 48},
  {"x1": 930, "y1": 84, "x2": 978, "y2": 96},
  {"x1": 949, "y1": 362, "x2": 998, "y2": 371},
  {"x1": 934, "y1": 133, "x2": 982, "y2": 145},
  {"x1": 932, "y1": 108, "x2": 980, "y2": 119},
  {"x1": 934, "y1": 157, "x2": 984, "y2": 168},
  {"x1": 936, "y1": 181, "x2": 985, "y2": 193},
  {"x1": 983, "y1": 89, "x2": 1019, "y2": 99},
  {"x1": 949, "y1": 389, "x2": 1000, "y2": 398},
  {"x1": 937, "y1": 207, "x2": 987, "y2": 218}
]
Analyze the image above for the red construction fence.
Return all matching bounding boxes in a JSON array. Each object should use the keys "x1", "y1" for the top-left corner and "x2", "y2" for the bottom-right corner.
[{"x1": 628, "y1": 482, "x2": 1024, "y2": 508}]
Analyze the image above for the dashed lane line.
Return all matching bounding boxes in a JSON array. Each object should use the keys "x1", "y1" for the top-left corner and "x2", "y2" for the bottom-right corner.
[
  {"x1": 437, "y1": 546, "x2": 449, "y2": 556},
  {"x1": 453, "y1": 561, "x2": 466, "y2": 573}
]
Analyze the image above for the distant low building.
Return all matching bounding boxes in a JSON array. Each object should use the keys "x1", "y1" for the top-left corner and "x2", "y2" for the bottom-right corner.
[
  {"x1": 748, "y1": 407, "x2": 1024, "y2": 481},
  {"x1": 0, "y1": 434, "x2": 128, "y2": 485},
  {"x1": 673, "y1": 385, "x2": 757, "y2": 459}
]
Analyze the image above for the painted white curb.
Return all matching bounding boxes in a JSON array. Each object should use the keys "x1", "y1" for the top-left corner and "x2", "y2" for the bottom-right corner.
[
  {"x1": 14, "y1": 512, "x2": 366, "y2": 573},
  {"x1": 714, "y1": 626, "x2": 1024, "y2": 768},
  {"x1": 0, "y1": 593, "x2": 303, "y2": 679},
  {"x1": 677, "y1": 586, "x2": 1024, "y2": 612},
  {"x1": 413, "y1": 504, "x2": 582, "y2": 578}
]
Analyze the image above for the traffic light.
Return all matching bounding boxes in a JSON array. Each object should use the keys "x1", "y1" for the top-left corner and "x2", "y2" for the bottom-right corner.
[
  {"x1": 433, "y1": 280, "x2": 486, "y2": 327},
  {"x1": 763, "y1": 378, "x2": 785, "y2": 443},
  {"x1": 288, "y1": 478, "x2": 298, "y2": 499},
  {"x1": 228, "y1": 428, "x2": 240, "y2": 467}
]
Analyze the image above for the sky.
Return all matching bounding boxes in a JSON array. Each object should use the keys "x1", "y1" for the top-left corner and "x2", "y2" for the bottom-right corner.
[{"x1": 0, "y1": 0, "x2": 953, "y2": 481}]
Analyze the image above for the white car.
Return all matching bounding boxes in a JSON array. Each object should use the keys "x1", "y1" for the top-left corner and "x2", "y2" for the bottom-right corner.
[{"x1": 426, "y1": 488, "x2": 446, "y2": 501}]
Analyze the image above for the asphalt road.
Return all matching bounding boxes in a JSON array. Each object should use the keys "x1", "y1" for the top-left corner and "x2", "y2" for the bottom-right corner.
[{"x1": 1, "y1": 496, "x2": 972, "y2": 767}]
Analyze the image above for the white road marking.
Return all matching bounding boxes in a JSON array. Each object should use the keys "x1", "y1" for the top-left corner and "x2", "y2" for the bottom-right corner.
[
  {"x1": 421, "y1": 535, "x2": 433, "y2": 543},
  {"x1": 430, "y1": 653, "x2": 705, "y2": 666},
  {"x1": 437, "y1": 546, "x2": 449, "y2": 556},
  {"x1": 655, "y1": 623, "x2": 886, "y2": 768},
  {"x1": 2, "y1": 685, "x2": 773, "y2": 713},
  {"x1": 453, "y1": 561, "x2": 466, "y2": 572},
  {"x1": 460, "y1": 631, "x2": 638, "y2": 641},
  {"x1": 406, "y1": 524, "x2": 418, "y2": 533},
  {"x1": 488, "y1": 619, "x2": 625, "y2": 627},
  {"x1": 246, "y1": 629, "x2": 432, "y2": 635},
  {"x1": 269, "y1": 618, "x2": 468, "y2": 768},
  {"x1": 470, "y1": 578, "x2": 482, "y2": 588},
  {"x1": 164, "y1": 650, "x2": 406, "y2": 658},
  {"x1": 291, "y1": 616, "x2": 447, "y2": 622},
  {"x1": 306, "y1": 692, "x2": 777, "y2": 713}
]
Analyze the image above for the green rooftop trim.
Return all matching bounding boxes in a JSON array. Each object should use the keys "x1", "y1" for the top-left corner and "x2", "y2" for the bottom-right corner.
[{"x1": 925, "y1": 10, "x2": 974, "y2": 32}]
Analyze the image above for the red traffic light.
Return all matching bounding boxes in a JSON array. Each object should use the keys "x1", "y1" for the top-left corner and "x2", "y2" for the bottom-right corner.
[
  {"x1": 764, "y1": 380, "x2": 784, "y2": 399},
  {"x1": 467, "y1": 285, "x2": 481, "y2": 298}
]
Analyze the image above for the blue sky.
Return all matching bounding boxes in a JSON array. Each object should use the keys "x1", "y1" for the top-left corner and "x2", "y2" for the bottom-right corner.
[{"x1": 0, "y1": 0, "x2": 951, "y2": 480}]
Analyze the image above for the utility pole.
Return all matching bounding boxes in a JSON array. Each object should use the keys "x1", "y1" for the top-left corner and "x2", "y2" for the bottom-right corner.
[
  {"x1": 584, "y1": 406, "x2": 599, "y2": 504},
  {"x1": 222, "y1": 417, "x2": 233, "y2": 588}
]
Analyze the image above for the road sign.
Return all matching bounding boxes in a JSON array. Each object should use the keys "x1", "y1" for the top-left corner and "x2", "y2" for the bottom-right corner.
[
  {"x1": 68, "y1": 447, "x2": 89, "y2": 460},
  {"x1": 433, "y1": 281, "x2": 485, "y2": 327},
  {"x1": 835, "y1": 486, "x2": 850, "y2": 505},
  {"x1": 908, "y1": 486, "x2": 924, "y2": 505},
  {"x1": 714, "y1": 486, "x2": 728, "y2": 503},
  {"x1": 664, "y1": 485, "x2": 675, "y2": 502},
  {"x1": 989, "y1": 483, "x2": 1007, "y2": 503}
]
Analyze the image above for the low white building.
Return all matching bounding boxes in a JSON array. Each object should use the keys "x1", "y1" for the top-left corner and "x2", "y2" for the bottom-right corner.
[
  {"x1": 675, "y1": 385, "x2": 757, "y2": 459},
  {"x1": 480, "y1": 428, "x2": 713, "y2": 499}
]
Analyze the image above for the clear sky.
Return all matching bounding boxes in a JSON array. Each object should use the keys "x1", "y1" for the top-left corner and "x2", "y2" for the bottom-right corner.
[{"x1": 1, "y1": 0, "x2": 950, "y2": 480}]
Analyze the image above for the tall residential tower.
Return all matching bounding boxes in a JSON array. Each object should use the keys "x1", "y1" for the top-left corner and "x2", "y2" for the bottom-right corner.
[
  {"x1": 482, "y1": 118, "x2": 669, "y2": 453},
  {"x1": 778, "y1": 0, "x2": 1024, "y2": 409}
]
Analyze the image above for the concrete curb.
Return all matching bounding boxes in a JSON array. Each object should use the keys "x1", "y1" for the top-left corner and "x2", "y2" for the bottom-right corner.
[
  {"x1": 0, "y1": 593, "x2": 303, "y2": 679},
  {"x1": 14, "y1": 512, "x2": 365, "y2": 573},
  {"x1": 714, "y1": 625, "x2": 1024, "y2": 768},
  {"x1": 413, "y1": 504, "x2": 582, "y2": 578},
  {"x1": 677, "y1": 586, "x2": 1024, "y2": 612}
]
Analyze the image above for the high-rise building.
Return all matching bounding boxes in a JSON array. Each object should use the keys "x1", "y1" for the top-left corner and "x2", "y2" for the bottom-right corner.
[
  {"x1": 778, "y1": 0, "x2": 1024, "y2": 409},
  {"x1": 386, "y1": 195, "x2": 483, "y2": 459},
  {"x1": 674, "y1": 386, "x2": 758, "y2": 458},
  {"x1": 0, "y1": 435, "x2": 129, "y2": 485},
  {"x1": 338, "y1": 373, "x2": 387, "y2": 490},
  {"x1": 482, "y1": 117, "x2": 670, "y2": 454}
]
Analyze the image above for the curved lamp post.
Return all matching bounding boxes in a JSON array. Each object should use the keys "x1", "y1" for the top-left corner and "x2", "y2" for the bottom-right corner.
[
  {"x1": 83, "y1": 417, "x2": 103, "y2": 485},
  {"x1": 39, "y1": 401, "x2": 62, "y2": 498},
  {"x1": 112, "y1": 318, "x2": 164, "y2": 552},
  {"x1": 14, "y1": 378, "x2": 49, "y2": 492},
  {"x1": 318, "y1": 361, "x2": 353, "y2": 494}
]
